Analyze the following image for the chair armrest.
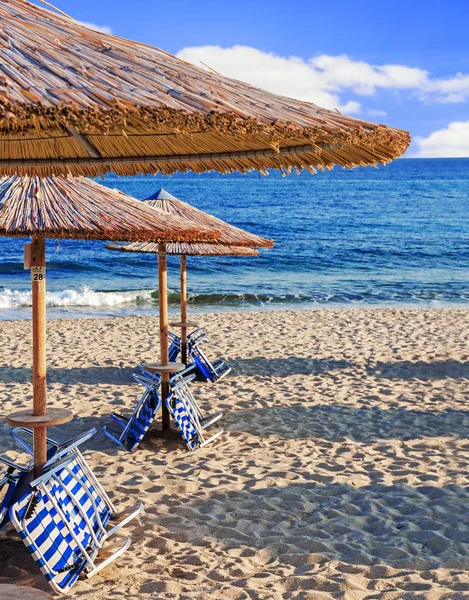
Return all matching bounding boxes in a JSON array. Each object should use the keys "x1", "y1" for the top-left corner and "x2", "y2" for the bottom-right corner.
[
  {"x1": 32, "y1": 453, "x2": 77, "y2": 486},
  {"x1": 45, "y1": 428, "x2": 96, "y2": 464},
  {"x1": 11, "y1": 427, "x2": 60, "y2": 455},
  {"x1": 188, "y1": 329, "x2": 206, "y2": 345}
]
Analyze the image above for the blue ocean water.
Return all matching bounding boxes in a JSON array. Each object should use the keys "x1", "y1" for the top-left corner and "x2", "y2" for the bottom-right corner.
[{"x1": 1, "y1": 158, "x2": 469, "y2": 320}]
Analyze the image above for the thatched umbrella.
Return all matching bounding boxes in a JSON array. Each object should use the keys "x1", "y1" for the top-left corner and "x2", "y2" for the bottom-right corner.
[
  {"x1": 108, "y1": 188, "x2": 272, "y2": 364},
  {"x1": 0, "y1": 1, "x2": 410, "y2": 178},
  {"x1": 0, "y1": 176, "x2": 219, "y2": 473},
  {"x1": 108, "y1": 240, "x2": 259, "y2": 364},
  {"x1": 0, "y1": 0, "x2": 408, "y2": 446}
]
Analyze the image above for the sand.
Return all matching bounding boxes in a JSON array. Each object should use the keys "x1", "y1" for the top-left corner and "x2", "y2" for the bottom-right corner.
[{"x1": 1, "y1": 307, "x2": 469, "y2": 599}]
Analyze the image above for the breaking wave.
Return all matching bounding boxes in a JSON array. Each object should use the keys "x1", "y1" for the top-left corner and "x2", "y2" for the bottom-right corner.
[
  {"x1": 0, "y1": 286, "x2": 154, "y2": 309},
  {"x1": 0, "y1": 286, "x2": 314, "y2": 311}
]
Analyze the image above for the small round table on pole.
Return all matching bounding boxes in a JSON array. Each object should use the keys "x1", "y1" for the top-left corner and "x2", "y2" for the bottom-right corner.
[{"x1": 142, "y1": 362, "x2": 186, "y2": 375}]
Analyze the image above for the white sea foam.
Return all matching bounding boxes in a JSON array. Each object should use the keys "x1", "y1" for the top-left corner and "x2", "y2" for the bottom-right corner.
[{"x1": 0, "y1": 286, "x2": 153, "y2": 309}]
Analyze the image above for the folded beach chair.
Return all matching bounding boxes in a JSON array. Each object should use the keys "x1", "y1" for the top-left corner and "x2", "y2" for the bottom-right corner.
[
  {"x1": 1, "y1": 428, "x2": 98, "y2": 530},
  {"x1": 166, "y1": 369, "x2": 224, "y2": 450},
  {"x1": 9, "y1": 450, "x2": 138, "y2": 594},
  {"x1": 186, "y1": 329, "x2": 231, "y2": 383},
  {"x1": 8, "y1": 427, "x2": 142, "y2": 531},
  {"x1": 103, "y1": 370, "x2": 161, "y2": 452},
  {"x1": 171, "y1": 365, "x2": 223, "y2": 428},
  {"x1": 168, "y1": 330, "x2": 182, "y2": 362}
]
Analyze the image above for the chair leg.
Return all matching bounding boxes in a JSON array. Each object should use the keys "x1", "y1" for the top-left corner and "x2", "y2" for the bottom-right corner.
[
  {"x1": 102, "y1": 427, "x2": 125, "y2": 447},
  {"x1": 85, "y1": 537, "x2": 132, "y2": 578},
  {"x1": 200, "y1": 411, "x2": 223, "y2": 429},
  {"x1": 105, "y1": 502, "x2": 144, "y2": 539},
  {"x1": 199, "y1": 428, "x2": 225, "y2": 448}
]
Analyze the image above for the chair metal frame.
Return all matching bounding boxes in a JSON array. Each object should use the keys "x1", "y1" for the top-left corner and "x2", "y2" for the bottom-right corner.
[
  {"x1": 171, "y1": 366, "x2": 223, "y2": 428},
  {"x1": 10, "y1": 427, "x2": 143, "y2": 530},
  {"x1": 10, "y1": 452, "x2": 133, "y2": 594},
  {"x1": 167, "y1": 371, "x2": 224, "y2": 450},
  {"x1": 102, "y1": 372, "x2": 161, "y2": 452}
]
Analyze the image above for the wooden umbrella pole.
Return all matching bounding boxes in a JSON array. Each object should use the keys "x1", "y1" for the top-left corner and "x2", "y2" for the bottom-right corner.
[
  {"x1": 180, "y1": 255, "x2": 188, "y2": 365},
  {"x1": 7, "y1": 239, "x2": 72, "y2": 474},
  {"x1": 158, "y1": 243, "x2": 170, "y2": 430},
  {"x1": 31, "y1": 236, "x2": 47, "y2": 473}
]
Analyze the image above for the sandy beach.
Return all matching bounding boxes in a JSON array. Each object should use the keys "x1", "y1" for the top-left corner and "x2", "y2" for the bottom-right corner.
[{"x1": 1, "y1": 307, "x2": 469, "y2": 599}]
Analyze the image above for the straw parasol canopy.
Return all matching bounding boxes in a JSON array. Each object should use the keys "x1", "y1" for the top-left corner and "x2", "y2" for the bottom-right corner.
[
  {"x1": 105, "y1": 188, "x2": 270, "y2": 366},
  {"x1": 0, "y1": 177, "x2": 221, "y2": 242},
  {"x1": 0, "y1": 0, "x2": 410, "y2": 177},
  {"x1": 108, "y1": 241, "x2": 260, "y2": 256},
  {"x1": 127, "y1": 188, "x2": 272, "y2": 249}
]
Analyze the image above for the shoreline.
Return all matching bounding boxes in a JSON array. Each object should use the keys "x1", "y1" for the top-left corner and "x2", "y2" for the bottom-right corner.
[{"x1": 3, "y1": 301, "x2": 469, "y2": 322}]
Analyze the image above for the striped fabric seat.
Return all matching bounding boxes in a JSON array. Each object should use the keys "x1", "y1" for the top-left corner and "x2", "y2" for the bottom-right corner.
[
  {"x1": 168, "y1": 331, "x2": 182, "y2": 362},
  {"x1": 166, "y1": 393, "x2": 199, "y2": 451},
  {"x1": 103, "y1": 373, "x2": 161, "y2": 452},
  {"x1": 55, "y1": 458, "x2": 111, "y2": 535},
  {"x1": 10, "y1": 427, "x2": 142, "y2": 534},
  {"x1": 10, "y1": 452, "x2": 132, "y2": 594},
  {"x1": 167, "y1": 371, "x2": 224, "y2": 451},
  {"x1": 185, "y1": 329, "x2": 231, "y2": 383},
  {"x1": 172, "y1": 367, "x2": 223, "y2": 428},
  {"x1": 13, "y1": 484, "x2": 88, "y2": 592}
]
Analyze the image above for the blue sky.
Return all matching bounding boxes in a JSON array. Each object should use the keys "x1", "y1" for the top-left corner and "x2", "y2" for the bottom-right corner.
[{"x1": 32, "y1": 0, "x2": 469, "y2": 157}]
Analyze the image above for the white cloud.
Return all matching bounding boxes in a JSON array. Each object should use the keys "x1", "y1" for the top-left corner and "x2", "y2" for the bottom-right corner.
[
  {"x1": 412, "y1": 121, "x2": 469, "y2": 158},
  {"x1": 79, "y1": 21, "x2": 112, "y2": 34},
  {"x1": 177, "y1": 45, "x2": 362, "y2": 114},
  {"x1": 368, "y1": 109, "x2": 387, "y2": 117},
  {"x1": 310, "y1": 54, "x2": 428, "y2": 96},
  {"x1": 176, "y1": 45, "x2": 469, "y2": 115}
]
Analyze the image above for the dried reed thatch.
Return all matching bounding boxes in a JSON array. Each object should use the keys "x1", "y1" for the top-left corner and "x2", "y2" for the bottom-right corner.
[
  {"x1": 0, "y1": 0, "x2": 410, "y2": 177},
  {"x1": 107, "y1": 241, "x2": 260, "y2": 256},
  {"x1": 106, "y1": 189, "x2": 268, "y2": 254},
  {"x1": 142, "y1": 189, "x2": 273, "y2": 248},
  {"x1": 0, "y1": 176, "x2": 221, "y2": 242}
]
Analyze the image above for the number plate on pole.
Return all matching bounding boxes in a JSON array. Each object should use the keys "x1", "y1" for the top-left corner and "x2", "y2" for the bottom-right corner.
[{"x1": 31, "y1": 266, "x2": 46, "y2": 282}]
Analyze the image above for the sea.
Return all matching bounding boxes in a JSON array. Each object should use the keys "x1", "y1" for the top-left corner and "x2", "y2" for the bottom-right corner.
[{"x1": 1, "y1": 158, "x2": 469, "y2": 320}]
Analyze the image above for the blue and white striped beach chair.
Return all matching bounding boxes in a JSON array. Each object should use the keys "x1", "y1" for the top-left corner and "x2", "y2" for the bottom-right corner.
[
  {"x1": 10, "y1": 427, "x2": 143, "y2": 532},
  {"x1": 10, "y1": 451, "x2": 137, "y2": 594},
  {"x1": 166, "y1": 370, "x2": 224, "y2": 451},
  {"x1": 172, "y1": 365, "x2": 223, "y2": 428},
  {"x1": 187, "y1": 329, "x2": 231, "y2": 383},
  {"x1": 1, "y1": 428, "x2": 99, "y2": 530},
  {"x1": 103, "y1": 370, "x2": 161, "y2": 452},
  {"x1": 168, "y1": 331, "x2": 182, "y2": 362}
]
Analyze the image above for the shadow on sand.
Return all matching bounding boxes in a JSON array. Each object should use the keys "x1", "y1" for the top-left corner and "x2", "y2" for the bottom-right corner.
[
  {"x1": 366, "y1": 359, "x2": 469, "y2": 381},
  {"x1": 223, "y1": 402, "x2": 469, "y2": 442},
  {"x1": 0, "y1": 366, "x2": 136, "y2": 385},
  {"x1": 229, "y1": 356, "x2": 352, "y2": 377},
  {"x1": 142, "y1": 479, "x2": 469, "y2": 576}
]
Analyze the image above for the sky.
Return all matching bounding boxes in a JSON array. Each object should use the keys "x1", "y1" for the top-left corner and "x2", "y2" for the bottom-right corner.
[{"x1": 30, "y1": 0, "x2": 469, "y2": 157}]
